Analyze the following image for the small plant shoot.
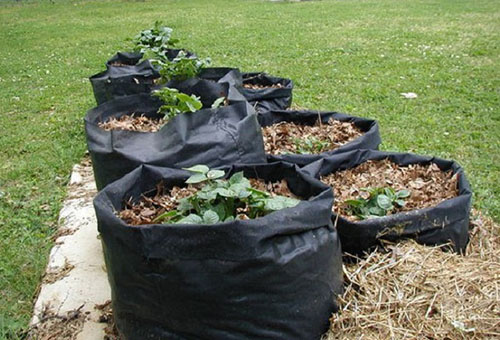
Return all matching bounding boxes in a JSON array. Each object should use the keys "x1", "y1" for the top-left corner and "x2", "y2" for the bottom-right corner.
[
  {"x1": 345, "y1": 187, "x2": 410, "y2": 220},
  {"x1": 154, "y1": 165, "x2": 300, "y2": 224},
  {"x1": 293, "y1": 137, "x2": 330, "y2": 154},
  {"x1": 157, "y1": 51, "x2": 210, "y2": 83},
  {"x1": 133, "y1": 21, "x2": 179, "y2": 55},
  {"x1": 152, "y1": 87, "x2": 203, "y2": 120}
]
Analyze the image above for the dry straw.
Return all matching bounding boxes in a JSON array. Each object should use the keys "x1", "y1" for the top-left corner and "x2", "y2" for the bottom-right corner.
[{"x1": 325, "y1": 210, "x2": 500, "y2": 339}]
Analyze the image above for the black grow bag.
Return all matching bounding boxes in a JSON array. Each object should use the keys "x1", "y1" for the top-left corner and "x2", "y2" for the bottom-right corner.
[
  {"x1": 90, "y1": 65, "x2": 243, "y2": 106},
  {"x1": 94, "y1": 162, "x2": 343, "y2": 340},
  {"x1": 258, "y1": 109, "x2": 381, "y2": 166},
  {"x1": 302, "y1": 149, "x2": 472, "y2": 255},
  {"x1": 91, "y1": 48, "x2": 237, "y2": 105},
  {"x1": 90, "y1": 59, "x2": 160, "y2": 105},
  {"x1": 85, "y1": 81, "x2": 265, "y2": 190},
  {"x1": 237, "y1": 72, "x2": 293, "y2": 113}
]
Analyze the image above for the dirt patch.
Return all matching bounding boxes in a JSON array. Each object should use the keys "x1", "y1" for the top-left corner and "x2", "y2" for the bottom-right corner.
[
  {"x1": 321, "y1": 159, "x2": 459, "y2": 221},
  {"x1": 27, "y1": 304, "x2": 87, "y2": 340},
  {"x1": 325, "y1": 210, "x2": 500, "y2": 340},
  {"x1": 243, "y1": 83, "x2": 283, "y2": 90},
  {"x1": 96, "y1": 300, "x2": 121, "y2": 340},
  {"x1": 262, "y1": 119, "x2": 363, "y2": 155},
  {"x1": 98, "y1": 114, "x2": 164, "y2": 133},
  {"x1": 119, "y1": 178, "x2": 296, "y2": 226},
  {"x1": 52, "y1": 227, "x2": 76, "y2": 242},
  {"x1": 42, "y1": 260, "x2": 75, "y2": 284}
]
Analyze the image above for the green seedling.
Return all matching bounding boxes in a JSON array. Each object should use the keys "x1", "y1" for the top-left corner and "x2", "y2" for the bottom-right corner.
[
  {"x1": 345, "y1": 187, "x2": 411, "y2": 220},
  {"x1": 154, "y1": 165, "x2": 300, "y2": 224}
]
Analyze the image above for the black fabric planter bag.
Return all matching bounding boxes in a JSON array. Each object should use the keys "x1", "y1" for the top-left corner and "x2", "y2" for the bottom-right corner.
[
  {"x1": 94, "y1": 162, "x2": 343, "y2": 340},
  {"x1": 302, "y1": 149, "x2": 472, "y2": 255},
  {"x1": 90, "y1": 59, "x2": 160, "y2": 105},
  {"x1": 258, "y1": 109, "x2": 381, "y2": 166},
  {"x1": 90, "y1": 63, "x2": 242, "y2": 105},
  {"x1": 237, "y1": 72, "x2": 293, "y2": 113},
  {"x1": 85, "y1": 82, "x2": 264, "y2": 190},
  {"x1": 106, "y1": 51, "x2": 144, "y2": 66},
  {"x1": 197, "y1": 67, "x2": 243, "y2": 87}
]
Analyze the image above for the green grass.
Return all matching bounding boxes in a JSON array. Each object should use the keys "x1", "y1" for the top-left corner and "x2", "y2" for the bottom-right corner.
[{"x1": 0, "y1": 0, "x2": 498, "y2": 337}]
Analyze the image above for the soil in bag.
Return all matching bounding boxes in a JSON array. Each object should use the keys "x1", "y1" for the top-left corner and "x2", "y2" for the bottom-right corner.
[
  {"x1": 302, "y1": 149, "x2": 472, "y2": 255},
  {"x1": 258, "y1": 109, "x2": 381, "y2": 166},
  {"x1": 93, "y1": 162, "x2": 343, "y2": 340}
]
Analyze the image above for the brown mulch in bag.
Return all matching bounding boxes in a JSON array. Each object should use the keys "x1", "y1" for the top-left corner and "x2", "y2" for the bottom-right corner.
[
  {"x1": 119, "y1": 179, "x2": 296, "y2": 226},
  {"x1": 320, "y1": 159, "x2": 459, "y2": 221},
  {"x1": 262, "y1": 119, "x2": 363, "y2": 155},
  {"x1": 243, "y1": 83, "x2": 284, "y2": 90},
  {"x1": 98, "y1": 114, "x2": 164, "y2": 132},
  {"x1": 109, "y1": 62, "x2": 129, "y2": 67}
]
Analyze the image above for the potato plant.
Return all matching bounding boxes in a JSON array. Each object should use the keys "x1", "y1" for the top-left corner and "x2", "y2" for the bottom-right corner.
[
  {"x1": 154, "y1": 165, "x2": 300, "y2": 224},
  {"x1": 293, "y1": 137, "x2": 330, "y2": 154},
  {"x1": 345, "y1": 187, "x2": 410, "y2": 220},
  {"x1": 133, "y1": 21, "x2": 179, "y2": 55},
  {"x1": 156, "y1": 51, "x2": 210, "y2": 83},
  {"x1": 153, "y1": 88, "x2": 225, "y2": 120}
]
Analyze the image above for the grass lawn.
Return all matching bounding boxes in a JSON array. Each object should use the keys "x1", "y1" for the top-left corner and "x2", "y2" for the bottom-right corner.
[{"x1": 0, "y1": 0, "x2": 498, "y2": 337}]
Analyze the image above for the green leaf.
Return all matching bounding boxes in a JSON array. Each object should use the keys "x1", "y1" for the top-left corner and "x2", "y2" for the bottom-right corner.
[
  {"x1": 247, "y1": 188, "x2": 270, "y2": 198},
  {"x1": 197, "y1": 190, "x2": 218, "y2": 201},
  {"x1": 207, "y1": 169, "x2": 225, "y2": 180},
  {"x1": 211, "y1": 97, "x2": 226, "y2": 109},
  {"x1": 376, "y1": 194, "x2": 393, "y2": 210},
  {"x1": 183, "y1": 165, "x2": 209, "y2": 174},
  {"x1": 211, "y1": 203, "x2": 227, "y2": 220},
  {"x1": 177, "y1": 214, "x2": 203, "y2": 224},
  {"x1": 369, "y1": 206, "x2": 385, "y2": 216},
  {"x1": 229, "y1": 171, "x2": 244, "y2": 185},
  {"x1": 395, "y1": 199, "x2": 406, "y2": 207},
  {"x1": 384, "y1": 187, "x2": 395, "y2": 199},
  {"x1": 202, "y1": 210, "x2": 220, "y2": 224},
  {"x1": 177, "y1": 198, "x2": 193, "y2": 212},
  {"x1": 396, "y1": 189, "x2": 411, "y2": 198},
  {"x1": 153, "y1": 210, "x2": 179, "y2": 223},
  {"x1": 345, "y1": 199, "x2": 364, "y2": 207},
  {"x1": 264, "y1": 196, "x2": 300, "y2": 211},
  {"x1": 213, "y1": 188, "x2": 236, "y2": 198},
  {"x1": 185, "y1": 173, "x2": 207, "y2": 184}
]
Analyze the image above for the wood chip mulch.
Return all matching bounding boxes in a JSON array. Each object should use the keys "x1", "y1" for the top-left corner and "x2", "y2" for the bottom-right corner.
[
  {"x1": 119, "y1": 179, "x2": 296, "y2": 226},
  {"x1": 26, "y1": 305, "x2": 87, "y2": 340},
  {"x1": 109, "y1": 62, "x2": 130, "y2": 67},
  {"x1": 98, "y1": 115, "x2": 164, "y2": 132},
  {"x1": 243, "y1": 83, "x2": 284, "y2": 90},
  {"x1": 42, "y1": 260, "x2": 75, "y2": 285},
  {"x1": 262, "y1": 118, "x2": 363, "y2": 155},
  {"x1": 320, "y1": 159, "x2": 459, "y2": 221}
]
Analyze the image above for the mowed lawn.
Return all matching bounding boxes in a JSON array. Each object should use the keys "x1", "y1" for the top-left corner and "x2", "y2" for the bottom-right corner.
[{"x1": 0, "y1": 0, "x2": 498, "y2": 337}]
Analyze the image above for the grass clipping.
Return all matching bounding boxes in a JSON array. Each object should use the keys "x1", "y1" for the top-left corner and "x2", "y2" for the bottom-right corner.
[{"x1": 325, "y1": 210, "x2": 500, "y2": 339}]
